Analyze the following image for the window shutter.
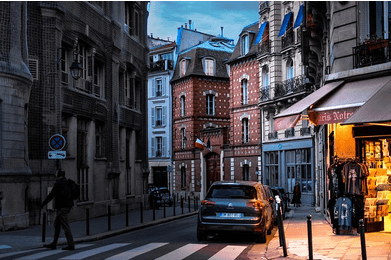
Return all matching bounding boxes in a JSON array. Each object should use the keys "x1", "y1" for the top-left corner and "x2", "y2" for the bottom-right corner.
[
  {"x1": 162, "y1": 77, "x2": 166, "y2": 96},
  {"x1": 152, "y1": 79, "x2": 156, "y2": 97},
  {"x1": 88, "y1": 56, "x2": 93, "y2": 77},
  {"x1": 162, "y1": 137, "x2": 167, "y2": 157},
  {"x1": 163, "y1": 106, "x2": 167, "y2": 126},
  {"x1": 151, "y1": 107, "x2": 155, "y2": 127},
  {"x1": 151, "y1": 137, "x2": 155, "y2": 157}
]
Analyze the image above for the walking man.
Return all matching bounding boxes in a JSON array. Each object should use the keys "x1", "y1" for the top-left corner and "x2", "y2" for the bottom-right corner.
[{"x1": 40, "y1": 169, "x2": 75, "y2": 250}]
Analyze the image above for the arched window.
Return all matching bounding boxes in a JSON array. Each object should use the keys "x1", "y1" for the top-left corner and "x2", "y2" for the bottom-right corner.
[
  {"x1": 180, "y1": 59, "x2": 187, "y2": 77},
  {"x1": 203, "y1": 58, "x2": 215, "y2": 76},
  {"x1": 286, "y1": 59, "x2": 294, "y2": 93},
  {"x1": 181, "y1": 128, "x2": 186, "y2": 149},
  {"x1": 241, "y1": 79, "x2": 248, "y2": 105},
  {"x1": 242, "y1": 118, "x2": 249, "y2": 143}
]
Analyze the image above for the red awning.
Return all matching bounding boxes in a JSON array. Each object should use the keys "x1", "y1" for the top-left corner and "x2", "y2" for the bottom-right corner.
[{"x1": 274, "y1": 114, "x2": 301, "y2": 131}]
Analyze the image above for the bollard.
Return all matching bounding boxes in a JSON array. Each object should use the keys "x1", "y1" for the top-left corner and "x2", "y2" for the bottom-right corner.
[
  {"x1": 126, "y1": 204, "x2": 129, "y2": 227},
  {"x1": 194, "y1": 197, "x2": 196, "y2": 211},
  {"x1": 86, "y1": 208, "x2": 90, "y2": 236},
  {"x1": 359, "y1": 219, "x2": 367, "y2": 260},
  {"x1": 307, "y1": 215, "x2": 313, "y2": 260},
  {"x1": 153, "y1": 200, "x2": 156, "y2": 221},
  {"x1": 140, "y1": 202, "x2": 144, "y2": 223},
  {"x1": 108, "y1": 205, "x2": 111, "y2": 231},
  {"x1": 173, "y1": 198, "x2": 176, "y2": 216},
  {"x1": 181, "y1": 196, "x2": 184, "y2": 214},
  {"x1": 188, "y1": 196, "x2": 191, "y2": 212},
  {"x1": 164, "y1": 201, "x2": 166, "y2": 218},
  {"x1": 276, "y1": 203, "x2": 287, "y2": 256},
  {"x1": 42, "y1": 212, "x2": 46, "y2": 243}
]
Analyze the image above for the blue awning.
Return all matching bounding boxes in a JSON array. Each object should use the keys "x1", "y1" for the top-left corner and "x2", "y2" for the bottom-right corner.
[
  {"x1": 294, "y1": 5, "x2": 304, "y2": 29},
  {"x1": 278, "y1": 12, "x2": 292, "y2": 37},
  {"x1": 254, "y1": 22, "x2": 268, "y2": 45}
]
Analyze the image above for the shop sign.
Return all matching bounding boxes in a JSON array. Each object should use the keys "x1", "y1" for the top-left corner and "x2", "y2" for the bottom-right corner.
[{"x1": 309, "y1": 107, "x2": 359, "y2": 125}]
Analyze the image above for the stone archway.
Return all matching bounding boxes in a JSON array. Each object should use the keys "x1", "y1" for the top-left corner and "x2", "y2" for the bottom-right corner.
[{"x1": 205, "y1": 152, "x2": 220, "y2": 191}]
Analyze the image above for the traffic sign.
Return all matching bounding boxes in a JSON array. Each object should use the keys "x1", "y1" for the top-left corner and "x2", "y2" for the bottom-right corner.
[
  {"x1": 49, "y1": 134, "x2": 66, "y2": 150},
  {"x1": 48, "y1": 151, "x2": 66, "y2": 159}
]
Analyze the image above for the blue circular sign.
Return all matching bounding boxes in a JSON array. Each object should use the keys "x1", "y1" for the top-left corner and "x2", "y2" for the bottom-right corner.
[{"x1": 49, "y1": 134, "x2": 66, "y2": 150}]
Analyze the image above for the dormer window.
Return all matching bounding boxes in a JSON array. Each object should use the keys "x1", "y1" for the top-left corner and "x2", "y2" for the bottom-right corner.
[
  {"x1": 241, "y1": 34, "x2": 250, "y2": 55},
  {"x1": 203, "y1": 58, "x2": 215, "y2": 76},
  {"x1": 180, "y1": 59, "x2": 188, "y2": 77}
]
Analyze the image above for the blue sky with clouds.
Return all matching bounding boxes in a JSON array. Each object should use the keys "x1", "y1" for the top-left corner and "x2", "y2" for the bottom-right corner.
[{"x1": 148, "y1": 1, "x2": 260, "y2": 43}]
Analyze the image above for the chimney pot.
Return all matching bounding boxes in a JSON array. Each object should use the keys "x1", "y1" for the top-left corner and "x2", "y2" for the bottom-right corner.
[
  {"x1": 185, "y1": 23, "x2": 188, "y2": 29},
  {"x1": 221, "y1": 27, "x2": 224, "y2": 37}
]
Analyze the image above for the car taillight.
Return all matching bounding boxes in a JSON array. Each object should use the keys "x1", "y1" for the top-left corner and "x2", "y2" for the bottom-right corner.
[
  {"x1": 201, "y1": 200, "x2": 215, "y2": 207},
  {"x1": 246, "y1": 202, "x2": 257, "y2": 208},
  {"x1": 247, "y1": 201, "x2": 264, "y2": 210}
]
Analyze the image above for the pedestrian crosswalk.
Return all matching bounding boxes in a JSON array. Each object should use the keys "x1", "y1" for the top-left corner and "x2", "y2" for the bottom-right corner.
[{"x1": 0, "y1": 242, "x2": 250, "y2": 260}]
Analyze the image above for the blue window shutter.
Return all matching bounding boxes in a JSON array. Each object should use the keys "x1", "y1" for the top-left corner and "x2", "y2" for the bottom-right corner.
[
  {"x1": 163, "y1": 106, "x2": 167, "y2": 126},
  {"x1": 255, "y1": 22, "x2": 268, "y2": 45},
  {"x1": 162, "y1": 77, "x2": 166, "y2": 96},
  {"x1": 151, "y1": 137, "x2": 155, "y2": 157},
  {"x1": 294, "y1": 5, "x2": 304, "y2": 29},
  {"x1": 152, "y1": 79, "x2": 156, "y2": 97},
  {"x1": 278, "y1": 12, "x2": 292, "y2": 37},
  {"x1": 151, "y1": 107, "x2": 155, "y2": 127},
  {"x1": 162, "y1": 137, "x2": 167, "y2": 157}
]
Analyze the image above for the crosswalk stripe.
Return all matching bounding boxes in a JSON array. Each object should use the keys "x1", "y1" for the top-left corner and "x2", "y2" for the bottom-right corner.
[
  {"x1": 0, "y1": 245, "x2": 12, "y2": 250},
  {"x1": 105, "y1": 243, "x2": 168, "y2": 260},
  {"x1": 60, "y1": 243, "x2": 130, "y2": 260},
  {"x1": 208, "y1": 245, "x2": 247, "y2": 260},
  {"x1": 15, "y1": 244, "x2": 93, "y2": 260},
  {"x1": 0, "y1": 249, "x2": 43, "y2": 259},
  {"x1": 155, "y1": 244, "x2": 207, "y2": 260}
]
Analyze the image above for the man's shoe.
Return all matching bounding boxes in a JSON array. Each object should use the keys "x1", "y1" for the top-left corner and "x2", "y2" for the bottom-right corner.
[
  {"x1": 43, "y1": 244, "x2": 56, "y2": 250},
  {"x1": 62, "y1": 246, "x2": 75, "y2": 250}
]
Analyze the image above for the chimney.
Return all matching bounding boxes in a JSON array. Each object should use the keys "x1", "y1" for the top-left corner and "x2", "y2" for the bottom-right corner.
[
  {"x1": 185, "y1": 23, "x2": 188, "y2": 29},
  {"x1": 151, "y1": 33, "x2": 153, "y2": 37},
  {"x1": 167, "y1": 37, "x2": 170, "y2": 41},
  {"x1": 189, "y1": 20, "x2": 192, "y2": 30},
  {"x1": 221, "y1": 27, "x2": 224, "y2": 37}
]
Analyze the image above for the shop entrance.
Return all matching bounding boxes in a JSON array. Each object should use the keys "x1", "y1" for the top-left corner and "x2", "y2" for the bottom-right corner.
[
  {"x1": 206, "y1": 152, "x2": 220, "y2": 191},
  {"x1": 153, "y1": 167, "x2": 168, "y2": 188}
]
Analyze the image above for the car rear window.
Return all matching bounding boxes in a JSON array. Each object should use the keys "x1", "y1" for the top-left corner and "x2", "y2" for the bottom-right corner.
[{"x1": 207, "y1": 185, "x2": 257, "y2": 199}]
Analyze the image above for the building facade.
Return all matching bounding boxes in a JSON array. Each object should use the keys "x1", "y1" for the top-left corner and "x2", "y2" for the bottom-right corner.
[
  {"x1": 0, "y1": 1, "x2": 149, "y2": 230},
  {"x1": 147, "y1": 36, "x2": 176, "y2": 190}
]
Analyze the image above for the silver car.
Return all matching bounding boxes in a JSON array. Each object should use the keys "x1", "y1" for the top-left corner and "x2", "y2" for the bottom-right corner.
[{"x1": 197, "y1": 181, "x2": 274, "y2": 243}]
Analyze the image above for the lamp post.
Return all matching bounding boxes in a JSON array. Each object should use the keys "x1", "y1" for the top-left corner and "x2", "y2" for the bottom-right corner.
[{"x1": 69, "y1": 38, "x2": 83, "y2": 80}]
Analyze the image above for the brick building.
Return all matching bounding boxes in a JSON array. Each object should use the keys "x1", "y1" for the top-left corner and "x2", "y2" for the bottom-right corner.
[
  {"x1": 225, "y1": 22, "x2": 262, "y2": 183},
  {"x1": 171, "y1": 35, "x2": 234, "y2": 199},
  {"x1": 0, "y1": 1, "x2": 149, "y2": 230}
]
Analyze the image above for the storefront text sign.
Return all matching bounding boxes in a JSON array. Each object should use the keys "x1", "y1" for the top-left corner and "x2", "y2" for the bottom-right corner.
[{"x1": 309, "y1": 107, "x2": 359, "y2": 125}]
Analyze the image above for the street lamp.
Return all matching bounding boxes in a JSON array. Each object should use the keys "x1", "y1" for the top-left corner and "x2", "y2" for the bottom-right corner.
[{"x1": 69, "y1": 38, "x2": 83, "y2": 80}]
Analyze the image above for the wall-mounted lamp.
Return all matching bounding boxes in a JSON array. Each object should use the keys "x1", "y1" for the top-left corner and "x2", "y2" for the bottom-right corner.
[{"x1": 69, "y1": 38, "x2": 83, "y2": 80}]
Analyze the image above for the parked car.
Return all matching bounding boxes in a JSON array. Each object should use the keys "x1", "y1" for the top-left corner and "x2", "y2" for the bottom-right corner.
[
  {"x1": 269, "y1": 186, "x2": 288, "y2": 218},
  {"x1": 197, "y1": 181, "x2": 274, "y2": 243},
  {"x1": 264, "y1": 185, "x2": 277, "y2": 224},
  {"x1": 270, "y1": 187, "x2": 286, "y2": 219},
  {"x1": 148, "y1": 187, "x2": 173, "y2": 208}
]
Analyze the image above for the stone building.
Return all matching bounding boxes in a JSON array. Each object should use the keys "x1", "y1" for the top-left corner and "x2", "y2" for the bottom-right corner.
[{"x1": 0, "y1": 1, "x2": 149, "y2": 230}]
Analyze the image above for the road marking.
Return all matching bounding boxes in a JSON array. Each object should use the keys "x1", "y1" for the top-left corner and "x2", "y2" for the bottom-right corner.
[
  {"x1": 0, "y1": 245, "x2": 12, "y2": 250},
  {"x1": 155, "y1": 244, "x2": 207, "y2": 260},
  {"x1": 0, "y1": 249, "x2": 42, "y2": 259},
  {"x1": 15, "y1": 244, "x2": 93, "y2": 260},
  {"x1": 105, "y1": 243, "x2": 168, "y2": 260},
  {"x1": 60, "y1": 243, "x2": 129, "y2": 260},
  {"x1": 208, "y1": 245, "x2": 247, "y2": 260}
]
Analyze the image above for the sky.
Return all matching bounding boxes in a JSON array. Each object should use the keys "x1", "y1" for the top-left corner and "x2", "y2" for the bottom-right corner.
[{"x1": 147, "y1": 1, "x2": 260, "y2": 43}]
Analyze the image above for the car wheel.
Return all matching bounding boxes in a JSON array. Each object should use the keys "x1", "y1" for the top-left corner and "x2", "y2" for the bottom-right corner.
[
  {"x1": 197, "y1": 227, "x2": 208, "y2": 241},
  {"x1": 257, "y1": 231, "x2": 267, "y2": 243}
]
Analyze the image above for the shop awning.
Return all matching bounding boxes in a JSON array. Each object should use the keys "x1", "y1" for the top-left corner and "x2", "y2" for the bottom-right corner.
[
  {"x1": 309, "y1": 76, "x2": 391, "y2": 125},
  {"x1": 255, "y1": 21, "x2": 268, "y2": 45},
  {"x1": 293, "y1": 4, "x2": 304, "y2": 29},
  {"x1": 278, "y1": 12, "x2": 292, "y2": 37},
  {"x1": 273, "y1": 80, "x2": 344, "y2": 130},
  {"x1": 342, "y1": 78, "x2": 391, "y2": 125}
]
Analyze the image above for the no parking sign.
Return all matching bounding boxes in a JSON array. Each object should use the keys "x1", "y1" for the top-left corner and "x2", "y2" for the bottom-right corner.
[{"x1": 48, "y1": 134, "x2": 66, "y2": 159}]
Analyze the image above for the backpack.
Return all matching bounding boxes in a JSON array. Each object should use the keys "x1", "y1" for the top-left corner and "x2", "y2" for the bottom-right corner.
[{"x1": 67, "y1": 179, "x2": 80, "y2": 201}]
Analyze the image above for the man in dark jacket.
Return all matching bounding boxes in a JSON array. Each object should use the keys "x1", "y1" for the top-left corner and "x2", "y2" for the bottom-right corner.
[{"x1": 40, "y1": 169, "x2": 75, "y2": 250}]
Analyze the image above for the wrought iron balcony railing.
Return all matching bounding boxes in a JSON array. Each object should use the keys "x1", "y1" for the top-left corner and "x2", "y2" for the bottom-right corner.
[
  {"x1": 353, "y1": 39, "x2": 391, "y2": 68},
  {"x1": 281, "y1": 29, "x2": 294, "y2": 49},
  {"x1": 258, "y1": 40, "x2": 271, "y2": 56},
  {"x1": 150, "y1": 59, "x2": 174, "y2": 72},
  {"x1": 260, "y1": 85, "x2": 270, "y2": 101},
  {"x1": 274, "y1": 75, "x2": 310, "y2": 98}
]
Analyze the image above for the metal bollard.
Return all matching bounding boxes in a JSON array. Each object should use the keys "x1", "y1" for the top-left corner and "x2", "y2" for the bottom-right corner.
[
  {"x1": 173, "y1": 198, "x2": 176, "y2": 216},
  {"x1": 141, "y1": 202, "x2": 145, "y2": 222},
  {"x1": 181, "y1": 196, "x2": 184, "y2": 214},
  {"x1": 153, "y1": 200, "x2": 156, "y2": 221},
  {"x1": 307, "y1": 215, "x2": 313, "y2": 260},
  {"x1": 42, "y1": 212, "x2": 46, "y2": 243},
  {"x1": 359, "y1": 219, "x2": 367, "y2": 260},
  {"x1": 126, "y1": 204, "x2": 129, "y2": 227},
  {"x1": 188, "y1": 196, "x2": 191, "y2": 212},
  {"x1": 108, "y1": 206, "x2": 111, "y2": 231},
  {"x1": 86, "y1": 208, "x2": 90, "y2": 236},
  {"x1": 276, "y1": 203, "x2": 287, "y2": 256}
]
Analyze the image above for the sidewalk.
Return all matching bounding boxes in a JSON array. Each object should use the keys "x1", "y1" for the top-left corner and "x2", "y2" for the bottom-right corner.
[
  {"x1": 264, "y1": 206, "x2": 391, "y2": 260},
  {"x1": 0, "y1": 204, "x2": 198, "y2": 251}
]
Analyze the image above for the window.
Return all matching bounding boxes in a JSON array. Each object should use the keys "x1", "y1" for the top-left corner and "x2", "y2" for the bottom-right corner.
[
  {"x1": 126, "y1": 130, "x2": 132, "y2": 195},
  {"x1": 94, "y1": 61, "x2": 104, "y2": 98},
  {"x1": 95, "y1": 122, "x2": 105, "y2": 158},
  {"x1": 77, "y1": 119, "x2": 89, "y2": 201},
  {"x1": 242, "y1": 118, "x2": 249, "y2": 143},
  {"x1": 156, "y1": 136, "x2": 163, "y2": 157},
  {"x1": 152, "y1": 106, "x2": 166, "y2": 127},
  {"x1": 204, "y1": 58, "x2": 214, "y2": 76},
  {"x1": 181, "y1": 128, "x2": 186, "y2": 149},
  {"x1": 206, "y1": 94, "x2": 215, "y2": 115},
  {"x1": 241, "y1": 34, "x2": 249, "y2": 55},
  {"x1": 265, "y1": 151, "x2": 279, "y2": 186},
  {"x1": 181, "y1": 166, "x2": 186, "y2": 189},
  {"x1": 60, "y1": 48, "x2": 68, "y2": 84},
  {"x1": 180, "y1": 59, "x2": 187, "y2": 77},
  {"x1": 79, "y1": 44, "x2": 88, "y2": 80},
  {"x1": 125, "y1": 2, "x2": 140, "y2": 37},
  {"x1": 125, "y1": 71, "x2": 135, "y2": 108},
  {"x1": 241, "y1": 79, "x2": 248, "y2": 105},
  {"x1": 156, "y1": 78, "x2": 163, "y2": 96},
  {"x1": 286, "y1": 149, "x2": 312, "y2": 194},
  {"x1": 262, "y1": 67, "x2": 269, "y2": 88},
  {"x1": 286, "y1": 59, "x2": 294, "y2": 93},
  {"x1": 364, "y1": 2, "x2": 391, "y2": 39},
  {"x1": 243, "y1": 165, "x2": 250, "y2": 181},
  {"x1": 180, "y1": 95, "x2": 185, "y2": 117}
]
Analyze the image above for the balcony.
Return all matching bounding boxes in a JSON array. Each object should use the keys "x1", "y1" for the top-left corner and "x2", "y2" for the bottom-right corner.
[
  {"x1": 150, "y1": 59, "x2": 174, "y2": 72},
  {"x1": 274, "y1": 75, "x2": 310, "y2": 98},
  {"x1": 259, "y1": 1, "x2": 269, "y2": 14},
  {"x1": 353, "y1": 39, "x2": 391, "y2": 69},
  {"x1": 258, "y1": 40, "x2": 271, "y2": 56},
  {"x1": 259, "y1": 85, "x2": 270, "y2": 101},
  {"x1": 281, "y1": 29, "x2": 294, "y2": 50}
]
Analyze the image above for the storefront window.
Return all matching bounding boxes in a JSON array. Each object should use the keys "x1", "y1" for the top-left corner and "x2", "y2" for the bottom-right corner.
[
  {"x1": 265, "y1": 151, "x2": 278, "y2": 186},
  {"x1": 286, "y1": 148, "x2": 312, "y2": 193}
]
